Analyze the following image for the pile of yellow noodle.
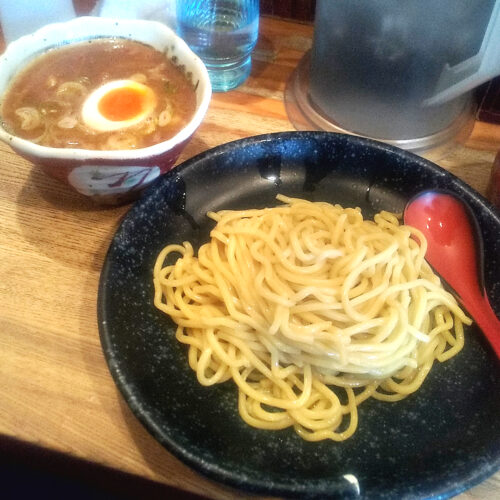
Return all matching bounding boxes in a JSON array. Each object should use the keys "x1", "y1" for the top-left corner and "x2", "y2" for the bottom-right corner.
[{"x1": 153, "y1": 195, "x2": 471, "y2": 441}]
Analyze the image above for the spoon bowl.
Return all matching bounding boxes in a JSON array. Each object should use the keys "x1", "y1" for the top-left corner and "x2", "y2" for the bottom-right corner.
[{"x1": 404, "y1": 189, "x2": 500, "y2": 358}]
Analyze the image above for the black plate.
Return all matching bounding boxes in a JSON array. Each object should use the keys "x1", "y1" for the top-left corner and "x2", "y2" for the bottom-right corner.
[{"x1": 98, "y1": 132, "x2": 500, "y2": 499}]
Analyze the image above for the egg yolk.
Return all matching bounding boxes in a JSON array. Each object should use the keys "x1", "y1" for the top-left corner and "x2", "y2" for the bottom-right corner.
[{"x1": 98, "y1": 86, "x2": 148, "y2": 122}]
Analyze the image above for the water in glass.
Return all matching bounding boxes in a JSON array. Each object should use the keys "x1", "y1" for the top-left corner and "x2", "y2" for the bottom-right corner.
[{"x1": 177, "y1": 0, "x2": 259, "y2": 92}]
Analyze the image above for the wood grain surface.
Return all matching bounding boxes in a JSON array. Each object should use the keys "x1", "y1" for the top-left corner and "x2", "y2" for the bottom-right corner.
[{"x1": 0, "y1": 16, "x2": 499, "y2": 499}]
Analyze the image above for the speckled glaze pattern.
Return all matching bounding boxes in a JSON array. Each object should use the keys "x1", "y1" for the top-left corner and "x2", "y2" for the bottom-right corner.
[{"x1": 98, "y1": 132, "x2": 500, "y2": 499}]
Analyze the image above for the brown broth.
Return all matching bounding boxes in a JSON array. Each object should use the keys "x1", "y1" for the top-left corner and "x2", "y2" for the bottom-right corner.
[{"x1": 0, "y1": 38, "x2": 197, "y2": 150}]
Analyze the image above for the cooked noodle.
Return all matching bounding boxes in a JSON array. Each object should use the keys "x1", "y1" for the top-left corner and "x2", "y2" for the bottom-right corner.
[{"x1": 153, "y1": 195, "x2": 471, "y2": 441}]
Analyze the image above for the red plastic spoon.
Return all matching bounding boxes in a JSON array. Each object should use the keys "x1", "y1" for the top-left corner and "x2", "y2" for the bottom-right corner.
[{"x1": 404, "y1": 190, "x2": 500, "y2": 358}]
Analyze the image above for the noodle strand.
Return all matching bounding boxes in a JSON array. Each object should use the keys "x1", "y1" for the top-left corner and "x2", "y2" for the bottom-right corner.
[{"x1": 153, "y1": 195, "x2": 471, "y2": 441}]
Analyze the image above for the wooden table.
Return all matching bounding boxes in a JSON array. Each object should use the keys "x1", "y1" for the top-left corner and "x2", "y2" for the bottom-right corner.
[{"x1": 1, "y1": 16, "x2": 499, "y2": 499}]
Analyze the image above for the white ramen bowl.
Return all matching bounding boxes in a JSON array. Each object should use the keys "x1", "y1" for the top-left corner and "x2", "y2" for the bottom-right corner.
[{"x1": 0, "y1": 16, "x2": 211, "y2": 204}]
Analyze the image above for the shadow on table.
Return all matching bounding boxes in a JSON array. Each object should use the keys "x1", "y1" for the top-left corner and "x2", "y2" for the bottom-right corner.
[{"x1": 0, "y1": 434, "x2": 204, "y2": 500}]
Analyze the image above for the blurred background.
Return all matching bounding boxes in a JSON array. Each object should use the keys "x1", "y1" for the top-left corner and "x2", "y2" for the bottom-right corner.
[{"x1": 0, "y1": 0, "x2": 498, "y2": 124}]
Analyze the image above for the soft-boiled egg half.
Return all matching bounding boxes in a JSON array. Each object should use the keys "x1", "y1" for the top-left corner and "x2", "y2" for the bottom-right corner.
[{"x1": 81, "y1": 80, "x2": 157, "y2": 132}]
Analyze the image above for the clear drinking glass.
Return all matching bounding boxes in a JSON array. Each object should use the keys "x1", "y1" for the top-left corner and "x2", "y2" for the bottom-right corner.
[{"x1": 176, "y1": 0, "x2": 259, "y2": 92}]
